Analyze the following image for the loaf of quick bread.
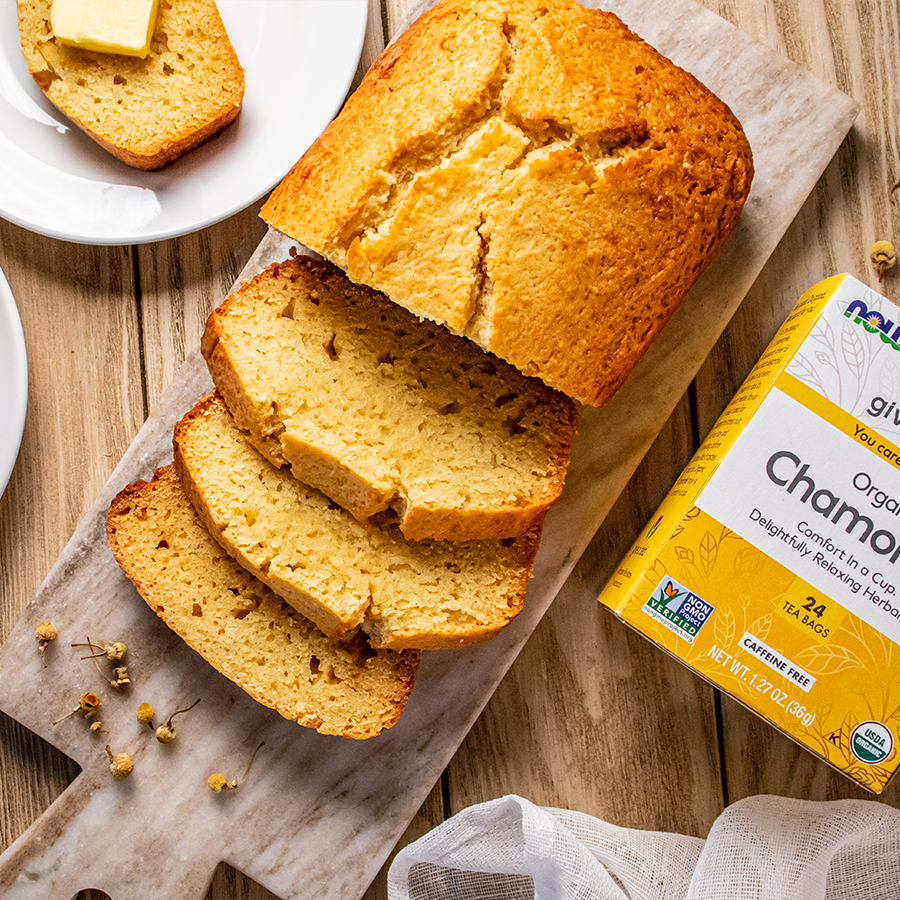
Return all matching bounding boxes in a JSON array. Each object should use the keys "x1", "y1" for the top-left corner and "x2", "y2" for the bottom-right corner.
[
  {"x1": 202, "y1": 256, "x2": 577, "y2": 543},
  {"x1": 174, "y1": 393, "x2": 541, "y2": 649},
  {"x1": 106, "y1": 465, "x2": 418, "y2": 738},
  {"x1": 261, "y1": 0, "x2": 754, "y2": 407},
  {"x1": 16, "y1": 0, "x2": 244, "y2": 169}
]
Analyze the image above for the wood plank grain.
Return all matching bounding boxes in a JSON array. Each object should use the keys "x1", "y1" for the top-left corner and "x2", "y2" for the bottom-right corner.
[
  {"x1": 446, "y1": 396, "x2": 726, "y2": 837},
  {"x1": 0, "y1": 218, "x2": 143, "y2": 898},
  {"x1": 136, "y1": 203, "x2": 268, "y2": 412},
  {"x1": 361, "y1": 783, "x2": 446, "y2": 900},
  {"x1": 385, "y1": 0, "x2": 422, "y2": 38},
  {"x1": 360, "y1": 0, "x2": 389, "y2": 77}
]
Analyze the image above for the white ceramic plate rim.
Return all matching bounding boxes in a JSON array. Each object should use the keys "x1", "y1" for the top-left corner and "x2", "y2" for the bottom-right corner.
[
  {"x1": 0, "y1": 264, "x2": 27, "y2": 500},
  {"x1": 0, "y1": 0, "x2": 368, "y2": 245}
]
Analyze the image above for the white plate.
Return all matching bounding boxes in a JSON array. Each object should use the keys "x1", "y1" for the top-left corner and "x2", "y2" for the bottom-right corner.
[
  {"x1": 0, "y1": 264, "x2": 27, "y2": 500},
  {"x1": 0, "y1": 0, "x2": 368, "y2": 244}
]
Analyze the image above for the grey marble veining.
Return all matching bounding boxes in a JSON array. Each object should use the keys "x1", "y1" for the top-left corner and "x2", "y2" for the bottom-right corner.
[{"x1": 0, "y1": 1, "x2": 858, "y2": 898}]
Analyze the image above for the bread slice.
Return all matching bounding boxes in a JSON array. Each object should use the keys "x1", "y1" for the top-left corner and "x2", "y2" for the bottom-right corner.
[
  {"x1": 260, "y1": 0, "x2": 753, "y2": 406},
  {"x1": 202, "y1": 256, "x2": 578, "y2": 543},
  {"x1": 174, "y1": 392, "x2": 542, "y2": 649},
  {"x1": 106, "y1": 464, "x2": 419, "y2": 738},
  {"x1": 16, "y1": 0, "x2": 244, "y2": 169}
]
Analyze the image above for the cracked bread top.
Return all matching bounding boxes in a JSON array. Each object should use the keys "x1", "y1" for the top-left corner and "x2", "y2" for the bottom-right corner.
[
  {"x1": 174, "y1": 393, "x2": 541, "y2": 649},
  {"x1": 261, "y1": 0, "x2": 754, "y2": 406},
  {"x1": 16, "y1": 0, "x2": 244, "y2": 169},
  {"x1": 201, "y1": 256, "x2": 577, "y2": 543},
  {"x1": 106, "y1": 464, "x2": 419, "y2": 739}
]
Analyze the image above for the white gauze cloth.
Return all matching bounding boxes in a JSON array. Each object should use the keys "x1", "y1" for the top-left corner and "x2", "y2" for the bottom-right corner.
[{"x1": 386, "y1": 794, "x2": 900, "y2": 900}]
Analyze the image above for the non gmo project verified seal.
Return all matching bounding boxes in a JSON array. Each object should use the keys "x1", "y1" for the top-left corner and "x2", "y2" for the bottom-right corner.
[{"x1": 643, "y1": 576, "x2": 715, "y2": 643}]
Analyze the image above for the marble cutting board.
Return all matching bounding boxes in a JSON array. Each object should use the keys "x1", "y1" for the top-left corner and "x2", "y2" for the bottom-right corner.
[{"x1": 0, "y1": 1, "x2": 859, "y2": 898}]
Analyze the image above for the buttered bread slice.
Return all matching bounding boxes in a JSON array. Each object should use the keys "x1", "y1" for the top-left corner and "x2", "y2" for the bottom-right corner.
[
  {"x1": 202, "y1": 256, "x2": 577, "y2": 542},
  {"x1": 174, "y1": 393, "x2": 541, "y2": 650},
  {"x1": 17, "y1": 0, "x2": 244, "y2": 169},
  {"x1": 106, "y1": 464, "x2": 418, "y2": 739}
]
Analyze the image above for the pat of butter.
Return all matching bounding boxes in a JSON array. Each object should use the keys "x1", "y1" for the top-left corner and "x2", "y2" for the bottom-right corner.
[{"x1": 51, "y1": 0, "x2": 160, "y2": 59}]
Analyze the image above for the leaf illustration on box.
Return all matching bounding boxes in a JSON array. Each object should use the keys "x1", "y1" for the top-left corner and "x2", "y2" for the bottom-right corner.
[
  {"x1": 672, "y1": 545, "x2": 696, "y2": 584},
  {"x1": 794, "y1": 642, "x2": 864, "y2": 675},
  {"x1": 839, "y1": 318, "x2": 870, "y2": 411},
  {"x1": 789, "y1": 351, "x2": 829, "y2": 395},
  {"x1": 814, "y1": 349, "x2": 839, "y2": 378},
  {"x1": 816, "y1": 719, "x2": 855, "y2": 770},
  {"x1": 698, "y1": 531, "x2": 719, "y2": 577},
  {"x1": 732, "y1": 544, "x2": 764, "y2": 578},
  {"x1": 811, "y1": 312, "x2": 835, "y2": 351},
  {"x1": 840, "y1": 614, "x2": 900, "y2": 676},
  {"x1": 714, "y1": 605, "x2": 735, "y2": 651},
  {"x1": 879, "y1": 357, "x2": 900, "y2": 406},
  {"x1": 746, "y1": 612, "x2": 772, "y2": 642},
  {"x1": 645, "y1": 558, "x2": 668, "y2": 589},
  {"x1": 846, "y1": 758, "x2": 894, "y2": 792},
  {"x1": 674, "y1": 546, "x2": 694, "y2": 564}
]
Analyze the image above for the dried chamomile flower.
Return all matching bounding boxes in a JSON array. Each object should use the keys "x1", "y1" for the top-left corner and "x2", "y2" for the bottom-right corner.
[
  {"x1": 155, "y1": 698, "x2": 201, "y2": 744},
  {"x1": 53, "y1": 692, "x2": 101, "y2": 726},
  {"x1": 73, "y1": 638, "x2": 127, "y2": 662},
  {"x1": 207, "y1": 773, "x2": 232, "y2": 793},
  {"x1": 156, "y1": 723, "x2": 177, "y2": 744},
  {"x1": 109, "y1": 666, "x2": 131, "y2": 690},
  {"x1": 89, "y1": 721, "x2": 104, "y2": 735},
  {"x1": 208, "y1": 741, "x2": 265, "y2": 793},
  {"x1": 80, "y1": 692, "x2": 100, "y2": 714},
  {"x1": 104, "y1": 641, "x2": 127, "y2": 661},
  {"x1": 105, "y1": 745, "x2": 134, "y2": 780},
  {"x1": 35, "y1": 621, "x2": 58, "y2": 666},
  {"x1": 74, "y1": 637, "x2": 131, "y2": 689},
  {"x1": 136, "y1": 702, "x2": 155, "y2": 729},
  {"x1": 871, "y1": 240, "x2": 896, "y2": 282}
]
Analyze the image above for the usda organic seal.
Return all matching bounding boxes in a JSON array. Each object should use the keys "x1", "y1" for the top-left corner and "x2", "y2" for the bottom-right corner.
[{"x1": 849, "y1": 721, "x2": 894, "y2": 764}]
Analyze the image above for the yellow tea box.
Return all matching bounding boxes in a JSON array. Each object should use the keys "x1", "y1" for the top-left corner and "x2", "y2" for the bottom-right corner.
[{"x1": 600, "y1": 274, "x2": 900, "y2": 792}]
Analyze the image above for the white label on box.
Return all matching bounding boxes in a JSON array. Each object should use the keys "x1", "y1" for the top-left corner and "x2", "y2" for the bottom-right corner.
[
  {"x1": 696, "y1": 387, "x2": 900, "y2": 646},
  {"x1": 738, "y1": 632, "x2": 817, "y2": 692}
]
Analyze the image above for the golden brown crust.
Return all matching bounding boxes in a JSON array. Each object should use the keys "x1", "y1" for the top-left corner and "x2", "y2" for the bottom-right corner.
[
  {"x1": 201, "y1": 256, "x2": 578, "y2": 543},
  {"x1": 81, "y1": 102, "x2": 242, "y2": 170},
  {"x1": 16, "y1": 0, "x2": 244, "y2": 169},
  {"x1": 106, "y1": 464, "x2": 419, "y2": 738},
  {"x1": 261, "y1": 0, "x2": 754, "y2": 406}
]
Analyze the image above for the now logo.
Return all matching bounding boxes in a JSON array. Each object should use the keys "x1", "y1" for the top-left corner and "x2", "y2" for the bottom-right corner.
[{"x1": 845, "y1": 299, "x2": 900, "y2": 350}]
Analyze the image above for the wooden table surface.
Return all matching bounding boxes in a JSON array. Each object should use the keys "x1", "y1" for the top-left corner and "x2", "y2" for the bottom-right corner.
[{"x1": 1, "y1": 1, "x2": 899, "y2": 898}]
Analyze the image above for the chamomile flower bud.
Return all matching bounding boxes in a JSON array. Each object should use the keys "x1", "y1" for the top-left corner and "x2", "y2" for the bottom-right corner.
[
  {"x1": 208, "y1": 773, "x2": 230, "y2": 793},
  {"x1": 105, "y1": 641, "x2": 127, "y2": 661},
  {"x1": 52, "y1": 691, "x2": 100, "y2": 726},
  {"x1": 136, "y1": 703, "x2": 155, "y2": 728},
  {"x1": 35, "y1": 621, "x2": 58, "y2": 666},
  {"x1": 155, "y1": 698, "x2": 200, "y2": 744},
  {"x1": 105, "y1": 745, "x2": 134, "y2": 781},
  {"x1": 871, "y1": 240, "x2": 896, "y2": 282},
  {"x1": 110, "y1": 666, "x2": 131, "y2": 689},
  {"x1": 208, "y1": 741, "x2": 265, "y2": 794},
  {"x1": 35, "y1": 621, "x2": 58, "y2": 644}
]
